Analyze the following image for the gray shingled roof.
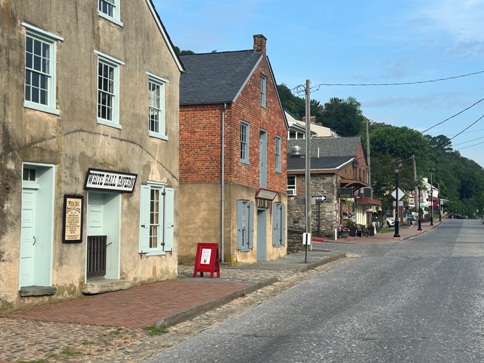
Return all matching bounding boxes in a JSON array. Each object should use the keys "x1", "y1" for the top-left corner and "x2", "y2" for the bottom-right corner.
[
  {"x1": 180, "y1": 50, "x2": 262, "y2": 105},
  {"x1": 288, "y1": 137, "x2": 362, "y2": 158},
  {"x1": 287, "y1": 156, "x2": 353, "y2": 171}
]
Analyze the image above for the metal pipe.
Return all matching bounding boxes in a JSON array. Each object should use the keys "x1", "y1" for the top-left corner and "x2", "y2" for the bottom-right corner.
[{"x1": 221, "y1": 103, "x2": 226, "y2": 263}]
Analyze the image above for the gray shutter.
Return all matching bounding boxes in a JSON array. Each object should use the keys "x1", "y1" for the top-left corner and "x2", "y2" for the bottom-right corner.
[
  {"x1": 280, "y1": 204, "x2": 286, "y2": 246},
  {"x1": 163, "y1": 187, "x2": 174, "y2": 252},
  {"x1": 272, "y1": 203, "x2": 281, "y2": 246},
  {"x1": 248, "y1": 202, "x2": 254, "y2": 249},
  {"x1": 237, "y1": 200, "x2": 249, "y2": 251},
  {"x1": 139, "y1": 185, "x2": 150, "y2": 253}
]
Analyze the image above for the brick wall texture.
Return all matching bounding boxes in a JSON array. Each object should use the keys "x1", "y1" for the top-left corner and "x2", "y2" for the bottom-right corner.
[{"x1": 179, "y1": 55, "x2": 287, "y2": 193}]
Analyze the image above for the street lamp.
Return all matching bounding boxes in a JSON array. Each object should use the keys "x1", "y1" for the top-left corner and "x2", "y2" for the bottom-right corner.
[
  {"x1": 430, "y1": 173, "x2": 434, "y2": 226},
  {"x1": 438, "y1": 183, "x2": 441, "y2": 222},
  {"x1": 417, "y1": 179, "x2": 422, "y2": 231},
  {"x1": 394, "y1": 165, "x2": 400, "y2": 237}
]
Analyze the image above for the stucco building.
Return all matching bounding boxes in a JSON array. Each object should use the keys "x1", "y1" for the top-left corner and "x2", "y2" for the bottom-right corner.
[
  {"x1": 178, "y1": 35, "x2": 288, "y2": 265},
  {"x1": 0, "y1": 0, "x2": 183, "y2": 312}
]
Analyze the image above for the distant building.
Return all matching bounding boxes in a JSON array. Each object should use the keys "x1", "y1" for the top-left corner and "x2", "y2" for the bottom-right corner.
[{"x1": 287, "y1": 136, "x2": 380, "y2": 243}]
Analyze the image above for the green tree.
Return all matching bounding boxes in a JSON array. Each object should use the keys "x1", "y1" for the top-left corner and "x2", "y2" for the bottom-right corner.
[{"x1": 319, "y1": 97, "x2": 365, "y2": 136}]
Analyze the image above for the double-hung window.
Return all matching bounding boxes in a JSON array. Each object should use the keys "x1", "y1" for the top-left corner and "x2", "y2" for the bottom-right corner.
[
  {"x1": 23, "y1": 22, "x2": 63, "y2": 115},
  {"x1": 147, "y1": 73, "x2": 167, "y2": 139},
  {"x1": 96, "y1": 51, "x2": 124, "y2": 128},
  {"x1": 98, "y1": 0, "x2": 122, "y2": 26},
  {"x1": 139, "y1": 183, "x2": 174, "y2": 255},
  {"x1": 260, "y1": 76, "x2": 267, "y2": 108},
  {"x1": 240, "y1": 121, "x2": 250, "y2": 164},
  {"x1": 287, "y1": 175, "x2": 296, "y2": 196},
  {"x1": 275, "y1": 136, "x2": 282, "y2": 173}
]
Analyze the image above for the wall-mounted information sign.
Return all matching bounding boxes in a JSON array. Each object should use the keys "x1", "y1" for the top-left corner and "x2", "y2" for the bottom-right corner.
[
  {"x1": 84, "y1": 168, "x2": 137, "y2": 193},
  {"x1": 63, "y1": 195, "x2": 84, "y2": 243}
]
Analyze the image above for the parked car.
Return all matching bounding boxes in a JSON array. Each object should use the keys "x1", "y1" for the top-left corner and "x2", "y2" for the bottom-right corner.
[{"x1": 386, "y1": 218, "x2": 395, "y2": 227}]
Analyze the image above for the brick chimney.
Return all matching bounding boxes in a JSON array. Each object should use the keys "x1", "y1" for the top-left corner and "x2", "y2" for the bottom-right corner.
[
  {"x1": 253, "y1": 34, "x2": 267, "y2": 54},
  {"x1": 302, "y1": 116, "x2": 316, "y2": 124}
]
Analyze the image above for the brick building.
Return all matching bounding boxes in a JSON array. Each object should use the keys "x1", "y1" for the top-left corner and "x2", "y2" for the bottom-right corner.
[{"x1": 178, "y1": 35, "x2": 288, "y2": 264}]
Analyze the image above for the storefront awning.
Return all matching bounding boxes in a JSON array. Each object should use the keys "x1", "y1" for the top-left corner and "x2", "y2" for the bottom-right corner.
[
  {"x1": 356, "y1": 197, "x2": 381, "y2": 206},
  {"x1": 255, "y1": 188, "x2": 278, "y2": 201},
  {"x1": 340, "y1": 178, "x2": 368, "y2": 189}
]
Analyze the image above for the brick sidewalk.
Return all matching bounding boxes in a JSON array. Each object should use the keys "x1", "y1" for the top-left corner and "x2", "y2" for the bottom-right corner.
[{"x1": 6, "y1": 279, "x2": 253, "y2": 329}]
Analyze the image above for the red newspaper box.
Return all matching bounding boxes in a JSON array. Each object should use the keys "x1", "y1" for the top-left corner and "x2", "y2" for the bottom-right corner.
[{"x1": 193, "y1": 243, "x2": 220, "y2": 278}]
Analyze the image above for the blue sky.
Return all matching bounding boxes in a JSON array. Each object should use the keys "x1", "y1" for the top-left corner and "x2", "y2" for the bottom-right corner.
[{"x1": 153, "y1": 0, "x2": 484, "y2": 167}]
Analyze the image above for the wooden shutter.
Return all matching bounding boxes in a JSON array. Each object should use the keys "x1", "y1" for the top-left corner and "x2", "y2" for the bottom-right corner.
[
  {"x1": 272, "y1": 203, "x2": 286, "y2": 247},
  {"x1": 163, "y1": 187, "x2": 174, "y2": 252},
  {"x1": 248, "y1": 202, "x2": 254, "y2": 249},
  {"x1": 138, "y1": 185, "x2": 150, "y2": 253}
]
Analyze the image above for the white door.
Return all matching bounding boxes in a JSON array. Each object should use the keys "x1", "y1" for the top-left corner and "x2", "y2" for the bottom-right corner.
[
  {"x1": 87, "y1": 193, "x2": 104, "y2": 235},
  {"x1": 20, "y1": 189, "x2": 36, "y2": 286}
]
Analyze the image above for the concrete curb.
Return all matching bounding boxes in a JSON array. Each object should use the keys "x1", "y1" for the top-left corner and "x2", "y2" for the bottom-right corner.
[
  {"x1": 155, "y1": 253, "x2": 347, "y2": 328},
  {"x1": 155, "y1": 277, "x2": 278, "y2": 328},
  {"x1": 296, "y1": 253, "x2": 347, "y2": 272}
]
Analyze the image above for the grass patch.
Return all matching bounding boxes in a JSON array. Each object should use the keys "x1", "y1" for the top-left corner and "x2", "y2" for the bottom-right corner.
[
  {"x1": 19, "y1": 360, "x2": 47, "y2": 363},
  {"x1": 61, "y1": 347, "x2": 80, "y2": 357},
  {"x1": 81, "y1": 339, "x2": 94, "y2": 345},
  {"x1": 143, "y1": 325, "x2": 169, "y2": 336}
]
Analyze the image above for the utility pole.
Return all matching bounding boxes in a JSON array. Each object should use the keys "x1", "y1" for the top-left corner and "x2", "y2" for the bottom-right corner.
[
  {"x1": 413, "y1": 155, "x2": 417, "y2": 216},
  {"x1": 366, "y1": 118, "x2": 371, "y2": 190},
  {"x1": 304, "y1": 80, "x2": 311, "y2": 262}
]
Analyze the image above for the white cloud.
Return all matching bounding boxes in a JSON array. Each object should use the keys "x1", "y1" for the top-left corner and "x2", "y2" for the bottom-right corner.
[{"x1": 416, "y1": 0, "x2": 484, "y2": 42}]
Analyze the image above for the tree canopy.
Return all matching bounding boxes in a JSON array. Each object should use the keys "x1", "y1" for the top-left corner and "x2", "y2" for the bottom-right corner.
[{"x1": 277, "y1": 84, "x2": 484, "y2": 218}]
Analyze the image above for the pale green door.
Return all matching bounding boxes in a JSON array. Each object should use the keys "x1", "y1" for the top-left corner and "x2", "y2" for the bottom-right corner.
[{"x1": 19, "y1": 189, "x2": 36, "y2": 287}]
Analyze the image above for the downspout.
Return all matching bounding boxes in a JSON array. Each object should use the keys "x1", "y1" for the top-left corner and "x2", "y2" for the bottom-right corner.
[{"x1": 221, "y1": 103, "x2": 226, "y2": 263}]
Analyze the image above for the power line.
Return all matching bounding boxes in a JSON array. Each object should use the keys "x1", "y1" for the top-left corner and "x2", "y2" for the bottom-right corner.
[
  {"x1": 453, "y1": 136, "x2": 484, "y2": 146},
  {"x1": 457, "y1": 140, "x2": 484, "y2": 150},
  {"x1": 311, "y1": 70, "x2": 484, "y2": 88},
  {"x1": 421, "y1": 97, "x2": 484, "y2": 133},
  {"x1": 449, "y1": 114, "x2": 484, "y2": 141}
]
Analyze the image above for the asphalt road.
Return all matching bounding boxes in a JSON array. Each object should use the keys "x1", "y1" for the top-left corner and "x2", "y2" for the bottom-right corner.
[{"x1": 144, "y1": 219, "x2": 484, "y2": 363}]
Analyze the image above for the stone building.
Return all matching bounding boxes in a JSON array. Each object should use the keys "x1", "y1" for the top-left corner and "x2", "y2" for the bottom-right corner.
[
  {"x1": 0, "y1": 0, "x2": 183, "y2": 312},
  {"x1": 287, "y1": 136, "x2": 379, "y2": 243}
]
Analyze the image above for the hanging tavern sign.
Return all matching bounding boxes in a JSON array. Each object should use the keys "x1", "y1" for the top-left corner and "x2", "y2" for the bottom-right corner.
[{"x1": 84, "y1": 168, "x2": 137, "y2": 193}]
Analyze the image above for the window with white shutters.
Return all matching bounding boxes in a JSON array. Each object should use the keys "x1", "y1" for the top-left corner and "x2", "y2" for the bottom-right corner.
[{"x1": 139, "y1": 183, "x2": 174, "y2": 255}]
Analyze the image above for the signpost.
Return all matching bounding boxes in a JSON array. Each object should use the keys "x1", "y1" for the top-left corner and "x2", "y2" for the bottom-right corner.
[{"x1": 193, "y1": 243, "x2": 220, "y2": 278}]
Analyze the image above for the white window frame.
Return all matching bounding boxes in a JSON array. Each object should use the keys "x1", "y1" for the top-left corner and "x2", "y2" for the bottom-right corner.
[
  {"x1": 260, "y1": 75, "x2": 267, "y2": 108},
  {"x1": 147, "y1": 72, "x2": 168, "y2": 140},
  {"x1": 95, "y1": 51, "x2": 124, "y2": 129},
  {"x1": 240, "y1": 121, "x2": 250, "y2": 164},
  {"x1": 98, "y1": 0, "x2": 123, "y2": 26},
  {"x1": 275, "y1": 136, "x2": 282, "y2": 173},
  {"x1": 287, "y1": 175, "x2": 296, "y2": 195},
  {"x1": 22, "y1": 22, "x2": 63, "y2": 116}
]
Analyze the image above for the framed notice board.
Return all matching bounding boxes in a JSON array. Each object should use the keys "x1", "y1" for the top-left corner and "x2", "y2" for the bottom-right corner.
[
  {"x1": 193, "y1": 243, "x2": 220, "y2": 278},
  {"x1": 62, "y1": 195, "x2": 84, "y2": 243}
]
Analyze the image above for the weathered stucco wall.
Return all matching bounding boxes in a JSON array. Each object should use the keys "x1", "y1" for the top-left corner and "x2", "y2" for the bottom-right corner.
[
  {"x1": 0, "y1": 0, "x2": 181, "y2": 312},
  {"x1": 178, "y1": 182, "x2": 287, "y2": 266}
]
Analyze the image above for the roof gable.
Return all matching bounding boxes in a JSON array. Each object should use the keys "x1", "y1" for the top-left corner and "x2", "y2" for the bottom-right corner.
[
  {"x1": 146, "y1": 0, "x2": 184, "y2": 72},
  {"x1": 288, "y1": 137, "x2": 362, "y2": 158},
  {"x1": 288, "y1": 156, "x2": 354, "y2": 171},
  {"x1": 180, "y1": 50, "x2": 262, "y2": 105}
]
